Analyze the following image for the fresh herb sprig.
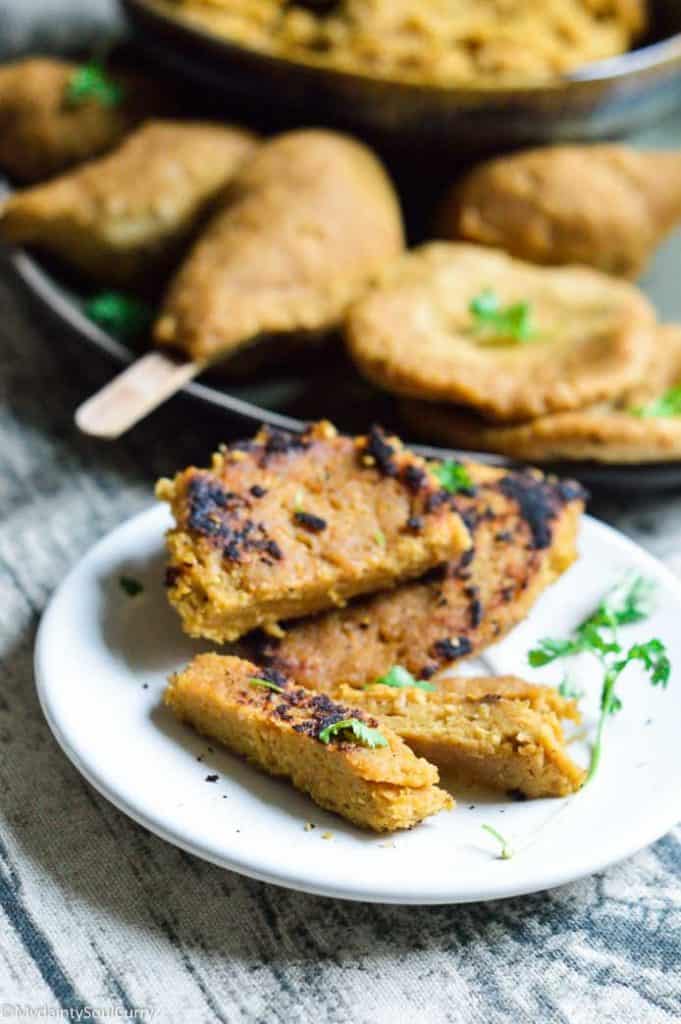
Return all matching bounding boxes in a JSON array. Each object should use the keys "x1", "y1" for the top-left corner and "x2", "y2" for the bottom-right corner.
[
  {"x1": 528, "y1": 574, "x2": 670, "y2": 781},
  {"x1": 367, "y1": 665, "x2": 436, "y2": 692},
  {"x1": 65, "y1": 62, "x2": 124, "y2": 108},
  {"x1": 631, "y1": 386, "x2": 681, "y2": 419},
  {"x1": 250, "y1": 678, "x2": 285, "y2": 694},
  {"x1": 469, "y1": 288, "x2": 537, "y2": 344},
  {"x1": 84, "y1": 292, "x2": 153, "y2": 341},
  {"x1": 318, "y1": 718, "x2": 388, "y2": 749},
  {"x1": 433, "y1": 460, "x2": 474, "y2": 495},
  {"x1": 482, "y1": 824, "x2": 513, "y2": 860}
]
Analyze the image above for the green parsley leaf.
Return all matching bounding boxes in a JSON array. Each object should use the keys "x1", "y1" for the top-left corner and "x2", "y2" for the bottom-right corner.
[
  {"x1": 482, "y1": 824, "x2": 513, "y2": 860},
  {"x1": 65, "y1": 62, "x2": 124, "y2": 108},
  {"x1": 557, "y1": 675, "x2": 584, "y2": 701},
  {"x1": 433, "y1": 460, "x2": 474, "y2": 495},
  {"x1": 631, "y1": 386, "x2": 681, "y2": 419},
  {"x1": 318, "y1": 718, "x2": 388, "y2": 748},
  {"x1": 580, "y1": 573, "x2": 656, "y2": 632},
  {"x1": 374, "y1": 529, "x2": 386, "y2": 547},
  {"x1": 84, "y1": 292, "x2": 153, "y2": 341},
  {"x1": 368, "y1": 665, "x2": 436, "y2": 692},
  {"x1": 250, "y1": 677, "x2": 285, "y2": 694},
  {"x1": 119, "y1": 576, "x2": 143, "y2": 597},
  {"x1": 469, "y1": 288, "x2": 537, "y2": 344}
]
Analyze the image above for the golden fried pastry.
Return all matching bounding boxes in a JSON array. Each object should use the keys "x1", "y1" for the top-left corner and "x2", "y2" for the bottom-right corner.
[
  {"x1": 0, "y1": 57, "x2": 167, "y2": 184},
  {"x1": 345, "y1": 242, "x2": 655, "y2": 421},
  {"x1": 0, "y1": 120, "x2": 257, "y2": 285},
  {"x1": 439, "y1": 145, "x2": 681, "y2": 279},
  {"x1": 154, "y1": 129, "x2": 404, "y2": 362},
  {"x1": 165, "y1": 654, "x2": 453, "y2": 832},
  {"x1": 156, "y1": 421, "x2": 470, "y2": 643},
  {"x1": 402, "y1": 325, "x2": 681, "y2": 464},
  {"x1": 336, "y1": 676, "x2": 585, "y2": 798},
  {"x1": 252, "y1": 462, "x2": 585, "y2": 691},
  {"x1": 166, "y1": 0, "x2": 646, "y2": 87}
]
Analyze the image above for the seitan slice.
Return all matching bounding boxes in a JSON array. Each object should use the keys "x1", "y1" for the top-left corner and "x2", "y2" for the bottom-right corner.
[
  {"x1": 337, "y1": 676, "x2": 586, "y2": 798},
  {"x1": 165, "y1": 653, "x2": 453, "y2": 832},
  {"x1": 157, "y1": 421, "x2": 471, "y2": 643}
]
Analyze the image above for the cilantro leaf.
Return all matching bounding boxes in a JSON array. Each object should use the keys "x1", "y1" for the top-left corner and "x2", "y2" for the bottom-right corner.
[
  {"x1": 84, "y1": 292, "x2": 153, "y2": 341},
  {"x1": 469, "y1": 288, "x2": 537, "y2": 344},
  {"x1": 617, "y1": 639, "x2": 670, "y2": 687},
  {"x1": 528, "y1": 637, "x2": 586, "y2": 667},
  {"x1": 368, "y1": 665, "x2": 436, "y2": 692},
  {"x1": 481, "y1": 824, "x2": 513, "y2": 860},
  {"x1": 631, "y1": 386, "x2": 681, "y2": 419},
  {"x1": 250, "y1": 678, "x2": 285, "y2": 694},
  {"x1": 318, "y1": 718, "x2": 388, "y2": 748},
  {"x1": 557, "y1": 676, "x2": 584, "y2": 701},
  {"x1": 65, "y1": 62, "x2": 124, "y2": 108},
  {"x1": 119, "y1": 575, "x2": 143, "y2": 597},
  {"x1": 433, "y1": 460, "x2": 474, "y2": 495},
  {"x1": 580, "y1": 573, "x2": 655, "y2": 632}
]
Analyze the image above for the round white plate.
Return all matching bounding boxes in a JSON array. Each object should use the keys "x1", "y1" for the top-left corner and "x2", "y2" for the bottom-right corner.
[{"x1": 35, "y1": 505, "x2": 681, "y2": 904}]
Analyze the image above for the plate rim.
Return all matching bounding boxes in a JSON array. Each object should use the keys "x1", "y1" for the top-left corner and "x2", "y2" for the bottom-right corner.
[{"x1": 33, "y1": 503, "x2": 681, "y2": 904}]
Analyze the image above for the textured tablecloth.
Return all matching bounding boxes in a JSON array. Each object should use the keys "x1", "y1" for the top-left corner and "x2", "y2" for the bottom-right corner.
[{"x1": 2, "y1": 1, "x2": 681, "y2": 1019}]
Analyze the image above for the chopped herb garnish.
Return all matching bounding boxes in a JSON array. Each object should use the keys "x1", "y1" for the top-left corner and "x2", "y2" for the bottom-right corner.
[
  {"x1": 469, "y1": 288, "x2": 537, "y2": 344},
  {"x1": 433, "y1": 460, "x2": 473, "y2": 495},
  {"x1": 631, "y1": 386, "x2": 681, "y2": 419},
  {"x1": 528, "y1": 574, "x2": 670, "y2": 781},
  {"x1": 374, "y1": 529, "x2": 386, "y2": 547},
  {"x1": 318, "y1": 718, "x2": 388, "y2": 748},
  {"x1": 482, "y1": 824, "x2": 513, "y2": 859},
  {"x1": 119, "y1": 575, "x2": 143, "y2": 597},
  {"x1": 65, "y1": 62, "x2": 123, "y2": 108},
  {"x1": 250, "y1": 677, "x2": 285, "y2": 694},
  {"x1": 84, "y1": 292, "x2": 153, "y2": 340},
  {"x1": 368, "y1": 665, "x2": 436, "y2": 692}
]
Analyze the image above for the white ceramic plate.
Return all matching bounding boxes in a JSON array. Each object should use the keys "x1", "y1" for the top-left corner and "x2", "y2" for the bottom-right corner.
[{"x1": 34, "y1": 505, "x2": 681, "y2": 904}]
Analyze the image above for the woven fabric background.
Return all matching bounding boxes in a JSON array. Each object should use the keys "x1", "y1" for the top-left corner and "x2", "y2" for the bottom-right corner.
[{"x1": 1, "y1": 2, "x2": 681, "y2": 1019}]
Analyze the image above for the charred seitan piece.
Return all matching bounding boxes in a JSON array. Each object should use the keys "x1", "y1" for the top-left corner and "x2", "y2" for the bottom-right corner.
[
  {"x1": 157, "y1": 421, "x2": 471, "y2": 643},
  {"x1": 336, "y1": 676, "x2": 586, "y2": 799},
  {"x1": 253, "y1": 463, "x2": 585, "y2": 691},
  {"x1": 165, "y1": 654, "x2": 453, "y2": 832}
]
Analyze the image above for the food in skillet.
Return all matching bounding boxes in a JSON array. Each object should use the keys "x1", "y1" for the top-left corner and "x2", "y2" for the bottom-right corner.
[
  {"x1": 402, "y1": 325, "x2": 681, "y2": 464},
  {"x1": 165, "y1": 0, "x2": 646, "y2": 87},
  {"x1": 251, "y1": 462, "x2": 585, "y2": 691},
  {"x1": 345, "y1": 242, "x2": 655, "y2": 421},
  {"x1": 154, "y1": 129, "x2": 404, "y2": 363},
  {"x1": 439, "y1": 145, "x2": 681, "y2": 279},
  {"x1": 0, "y1": 57, "x2": 168, "y2": 184},
  {"x1": 165, "y1": 654, "x2": 453, "y2": 832},
  {"x1": 0, "y1": 120, "x2": 257, "y2": 285},
  {"x1": 336, "y1": 675, "x2": 586, "y2": 798},
  {"x1": 156, "y1": 422, "x2": 471, "y2": 643}
]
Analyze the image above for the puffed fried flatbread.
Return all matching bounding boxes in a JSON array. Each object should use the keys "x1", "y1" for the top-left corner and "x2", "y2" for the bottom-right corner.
[
  {"x1": 401, "y1": 325, "x2": 681, "y2": 464},
  {"x1": 438, "y1": 145, "x2": 681, "y2": 279},
  {"x1": 0, "y1": 57, "x2": 168, "y2": 184},
  {"x1": 345, "y1": 242, "x2": 655, "y2": 421},
  {"x1": 0, "y1": 120, "x2": 257, "y2": 285},
  {"x1": 154, "y1": 129, "x2": 404, "y2": 363}
]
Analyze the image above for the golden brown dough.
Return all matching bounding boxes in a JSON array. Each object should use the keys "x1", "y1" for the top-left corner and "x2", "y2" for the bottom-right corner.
[
  {"x1": 154, "y1": 129, "x2": 404, "y2": 362},
  {"x1": 252, "y1": 462, "x2": 584, "y2": 691},
  {"x1": 336, "y1": 676, "x2": 586, "y2": 798},
  {"x1": 402, "y1": 325, "x2": 681, "y2": 464},
  {"x1": 345, "y1": 242, "x2": 655, "y2": 421},
  {"x1": 0, "y1": 120, "x2": 257, "y2": 285},
  {"x1": 438, "y1": 145, "x2": 681, "y2": 279},
  {"x1": 157, "y1": 421, "x2": 470, "y2": 643},
  {"x1": 0, "y1": 57, "x2": 167, "y2": 184},
  {"x1": 165, "y1": 653, "x2": 453, "y2": 832}
]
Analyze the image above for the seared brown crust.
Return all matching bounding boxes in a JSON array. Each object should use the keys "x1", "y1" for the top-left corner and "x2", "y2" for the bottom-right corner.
[
  {"x1": 154, "y1": 128, "x2": 404, "y2": 362},
  {"x1": 157, "y1": 421, "x2": 471, "y2": 643},
  {"x1": 439, "y1": 145, "x2": 681, "y2": 279},
  {"x1": 250, "y1": 463, "x2": 585, "y2": 691},
  {"x1": 0, "y1": 57, "x2": 168, "y2": 184},
  {"x1": 345, "y1": 242, "x2": 655, "y2": 421},
  {"x1": 336, "y1": 675, "x2": 586, "y2": 798},
  {"x1": 164, "y1": 653, "x2": 453, "y2": 832},
  {"x1": 402, "y1": 325, "x2": 681, "y2": 464},
  {"x1": 0, "y1": 120, "x2": 257, "y2": 285}
]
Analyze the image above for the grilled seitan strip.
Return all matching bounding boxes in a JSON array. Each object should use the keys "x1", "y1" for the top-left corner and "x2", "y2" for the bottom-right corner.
[
  {"x1": 165, "y1": 654, "x2": 453, "y2": 832},
  {"x1": 157, "y1": 421, "x2": 471, "y2": 643},
  {"x1": 337, "y1": 676, "x2": 586, "y2": 799},
  {"x1": 253, "y1": 463, "x2": 585, "y2": 691}
]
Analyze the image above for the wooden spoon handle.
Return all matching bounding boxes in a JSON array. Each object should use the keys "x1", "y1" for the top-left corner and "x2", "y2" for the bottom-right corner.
[{"x1": 75, "y1": 351, "x2": 202, "y2": 439}]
